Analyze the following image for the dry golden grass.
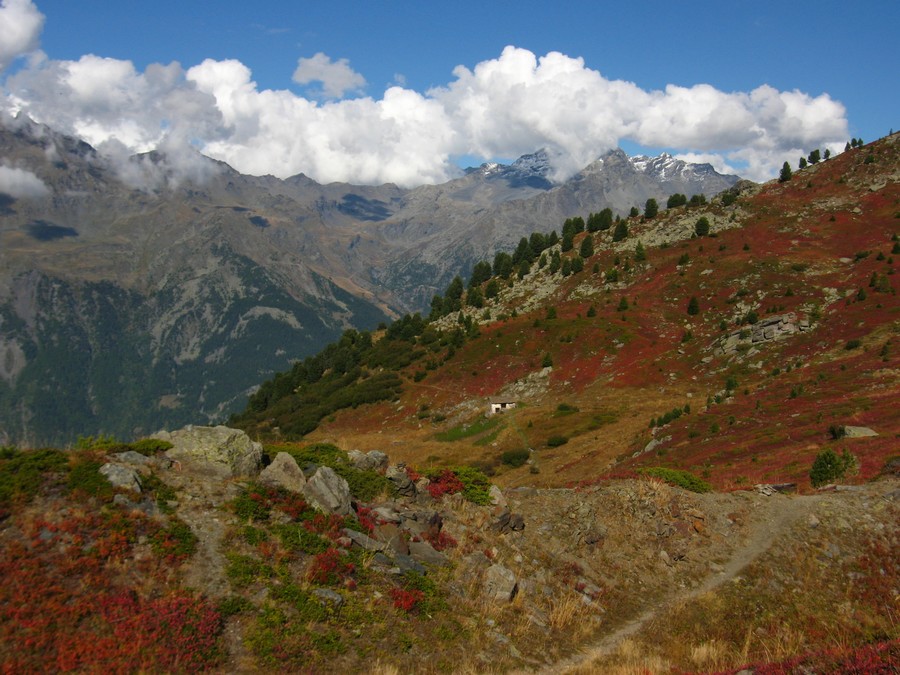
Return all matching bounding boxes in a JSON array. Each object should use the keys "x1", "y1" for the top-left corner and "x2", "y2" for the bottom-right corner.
[
  {"x1": 689, "y1": 639, "x2": 729, "y2": 671},
  {"x1": 567, "y1": 638, "x2": 672, "y2": 675},
  {"x1": 308, "y1": 380, "x2": 701, "y2": 491},
  {"x1": 548, "y1": 593, "x2": 592, "y2": 631}
]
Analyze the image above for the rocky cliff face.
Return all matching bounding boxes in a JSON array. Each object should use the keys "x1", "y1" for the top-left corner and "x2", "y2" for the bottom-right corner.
[
  {"x1": 0, "y1": 118, "x2": 393, "y2": 445},
  {"x1": 0, "y1": 116, "x2": 739, "y2": 445}
]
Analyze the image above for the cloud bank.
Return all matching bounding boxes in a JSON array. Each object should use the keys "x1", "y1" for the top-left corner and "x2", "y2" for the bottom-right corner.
[
  {"x1": 0, "y1": 0, "x2": 43, "y2": 72},
  {"x1": 0, "y1": 5, "x2": 850, "y2": 187},
  {"x1": 0, "y1": 163, "x2": 49, "y2": 197}
]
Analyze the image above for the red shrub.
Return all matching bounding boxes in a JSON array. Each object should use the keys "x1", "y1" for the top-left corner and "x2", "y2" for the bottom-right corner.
[
  {"x1": 306, "y1": 548, "x2": 355, "y2": 586},
  {"x1": 303, "y1": 512, "x2": 348, "y2": 540},
  {"x1": 354, "y1": 505, "x2": 378, "y2": 533},
  {"x1": 426, "y1": 469, "x2": 464, "y2": 499},
  {"x1": 423, "y1": 530, "x2": 457, "y2": 551},
  {"x1": 275, "y1": 492, "x2": 311, "y2": 520},
  {"x1": 0, "y1": 508, "x2": 223, "y2": 673},
  {"x1": 390, "y1": 587, "x2": 424, "y2": 612}
]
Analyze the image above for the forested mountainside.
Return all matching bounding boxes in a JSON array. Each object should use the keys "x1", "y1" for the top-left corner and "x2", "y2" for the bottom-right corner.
[{"x1": 0, "y1": 115, "x2": 738, "y2": 445}]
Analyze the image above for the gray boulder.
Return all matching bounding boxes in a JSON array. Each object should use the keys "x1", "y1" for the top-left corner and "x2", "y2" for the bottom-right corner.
[
  {"x1": 112, "y1": 450, "x2": 152, "y2": 466},
  {"x1": 100, "y1": 463, "x2": 142, "y2": 492},
  {"x1": 342, "y1": 527, "x2": 386, "y2": 552},
  {"x1": 154, "y1": 425, "x2": 262, "y2": 478},
  {"x1": 489, "y1": 485, "x2": 507, "y2": 508},
  {"x1": 408, "y1": 540, "x2": 449, "y2": 566},
  {"x1": 259, "y1": 452, "x2": 306, "y2": 492},
  {"x1": 347, "y1": 449, "x2": 389, "y2": 472},
  {"x1": 312, "y1": 588, "x2": 344, "y2": 610},
  {"x1": 843, "y1": 426, "x2": 877, "y2": 438},
  {"x1": 374, "y1": 523, "x2": 410, "y2": 555},
  {"x1": 386, "y1": 466, "x2": 417, "y2": 498},
  {"x1": 483, "y1": 564, "x2": 518, "y2": 602},
  {"x1": 302, "y1": 466, "x2": 352, "y2": 516},
  {"x1": 493, "y1": 510, "x2": 525, "y2": 534}
]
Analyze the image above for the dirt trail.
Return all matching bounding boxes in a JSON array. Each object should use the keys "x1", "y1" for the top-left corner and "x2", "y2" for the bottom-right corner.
[
  {"x1": 162, "y1": 468, "x2": 238, "y2": 599},
  {"x1": 539, "y1": 492, "x2": 820, "y2": 674}
]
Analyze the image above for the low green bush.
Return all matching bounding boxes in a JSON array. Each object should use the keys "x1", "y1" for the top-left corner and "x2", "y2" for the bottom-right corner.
[
  {"x1": 500, "y1": 449, "x2": 530, "y2": 468},
  {"x1": 274, "y1": 523, "x2": 330, "y2": 555},
  {"x1": 225, "y1": 553, "x2": 274, "y2": 588},
  {"x1": 810, "y1": 448, "x2": 857, "y2": 487},
  {"x1": 151, "y1": 518, "x2": 197, "y2": 558},
  {"x1": 0, "y1": 448, "x2": 68, "y2": 505},
  {"x1": 130, "y1": 438, "x2": 174, "y2": 455},
  {"x1": 640, "y1": 467, "x2": 712, "y2": 493},
  {"x1": 547, "y1": 435, "x2": 569, "y2": 447},
  {"x1": 453, "y1": 465, "x2": 493, "y2": 505},
  {"x1": 231, "y1": 484, "x2": 274, "y2": 521},
  {"x1": 67, "y1": 457, "x2": 114, "y2": 500}
]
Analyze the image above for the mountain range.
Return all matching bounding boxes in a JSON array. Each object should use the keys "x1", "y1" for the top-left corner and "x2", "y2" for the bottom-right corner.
[
  {"x1": 0, "y1": 121, "x2": 897, "y2": 674},
  {"x1": 0, "y1": 115, "x2": 738, "y2": 445}
]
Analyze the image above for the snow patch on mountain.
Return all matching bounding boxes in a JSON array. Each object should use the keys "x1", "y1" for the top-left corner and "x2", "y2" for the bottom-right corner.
[{"x1": 630, "y1": 152, "x2": 734, "y2": 182}]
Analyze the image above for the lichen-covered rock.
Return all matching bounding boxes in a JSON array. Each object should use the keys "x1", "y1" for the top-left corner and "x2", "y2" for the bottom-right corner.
[
  {"x1": 302, "y1": 466, "x2": 352, "y2": 515},
  {"x1": 100, "y1": 463, "x2": 142, "y2": 492},
  {"x1": 154, "y1": 425, "x2": 262, "y2": 478},
  {"x1": 259, "y1": 452, "x2": 306, "y2": 492},
  {"x1": 347, "y1": 449, "x2": 389, "y2": 472}
]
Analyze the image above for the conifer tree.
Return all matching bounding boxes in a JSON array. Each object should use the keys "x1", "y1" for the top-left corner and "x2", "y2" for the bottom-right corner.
[
  {"x1": 579, "y1": 235, "x2": 594, "y2": 259},
  {"x1": 779, "y1": 161, "x2": 792, "y2": 182},
  {"x1": 694, "y1": 217, "x2": 710, "y2": 237},
  {"x1": 635, "y1": 240, "x2": 646, "y2": 262}
]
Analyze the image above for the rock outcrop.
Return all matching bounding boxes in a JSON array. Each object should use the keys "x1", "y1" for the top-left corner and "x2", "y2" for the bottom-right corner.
[
  {"x1": 259, "y1": 452, "x2": 307, "y2": 492},
  {"x1": 154, "y1": 425, "x2": 263, "y2": 478},
  {"x1": 302, "y1": 466, "x2": 352, "y2": 516},
  {"x1": 718, "y1": 312, "x2": 810, "y2": 355}
]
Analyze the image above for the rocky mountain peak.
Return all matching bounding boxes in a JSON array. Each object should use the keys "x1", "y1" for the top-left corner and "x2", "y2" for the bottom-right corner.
[{"x1": 630, "y1": 152, "x2": 736, "y2": 183}]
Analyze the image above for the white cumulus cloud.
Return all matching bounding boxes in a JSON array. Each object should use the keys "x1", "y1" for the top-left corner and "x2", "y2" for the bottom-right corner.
[
  {"x1": 292, "y1": 52, "x2": 366, "y2": 99},
  {"x1": 0, "y1": 163, "x2": 48, "y2": 197},
  {"x1": 2, "y1": 33, "x2": 850, "y2": 186},
  {"x1": 0, "y1": 0, "x2": 44, "y2": 72}
]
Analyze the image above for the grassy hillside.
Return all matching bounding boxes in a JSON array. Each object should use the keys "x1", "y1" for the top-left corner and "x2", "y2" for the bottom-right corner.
[
  {"x1": 238, "y1": 134, "x2": 899, "y2": 495},
  {"x1": 5, "y1": 136, "x2": 896, "y2": 674}
]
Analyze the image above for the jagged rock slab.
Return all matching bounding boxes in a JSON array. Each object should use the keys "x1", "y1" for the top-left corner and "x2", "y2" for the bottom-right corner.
[
  {"x1": 259, "y1": 452, "x2": 307, "y2": 492},
  {"x1": 302, "y1": 466, "x2": 352, "y2": 516}
]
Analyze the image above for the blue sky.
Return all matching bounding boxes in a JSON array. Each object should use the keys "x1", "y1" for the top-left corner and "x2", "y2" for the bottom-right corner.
[{"x1": 1, "y1": 0, "x2": 897, "y2": 186}]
